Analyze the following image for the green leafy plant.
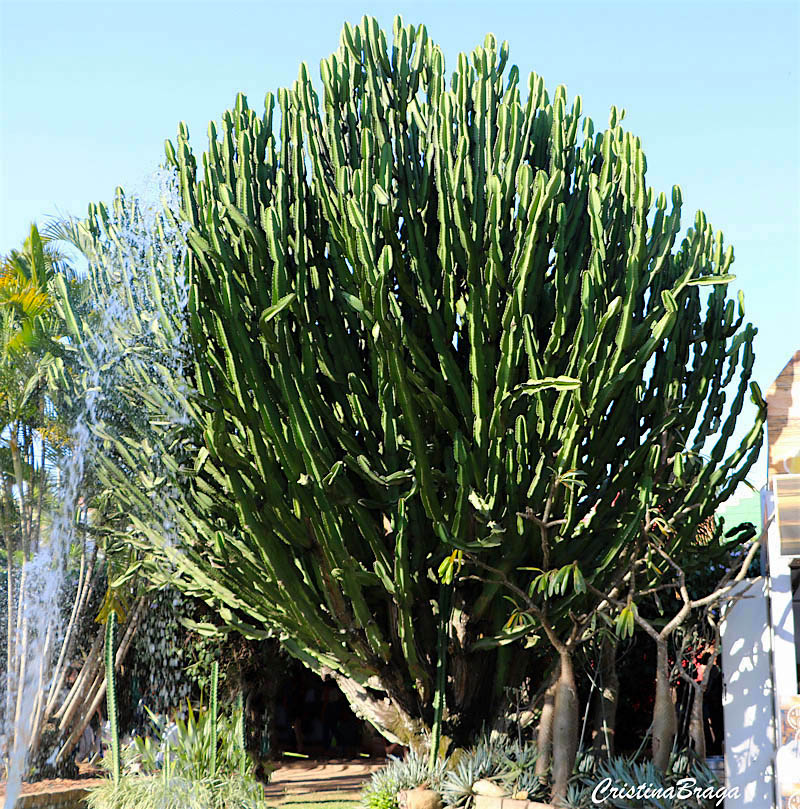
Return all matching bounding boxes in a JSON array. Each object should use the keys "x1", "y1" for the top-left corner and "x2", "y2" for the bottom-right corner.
[{"x1": 117, "y1": 701, "x2": 259, "y2": 782}]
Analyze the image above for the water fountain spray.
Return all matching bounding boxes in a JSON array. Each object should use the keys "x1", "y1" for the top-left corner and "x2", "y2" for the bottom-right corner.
[{"x1": 2, "y1": 168, "x2": 189, "y2": 808}]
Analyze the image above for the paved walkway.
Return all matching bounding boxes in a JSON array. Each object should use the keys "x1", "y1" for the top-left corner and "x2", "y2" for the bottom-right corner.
[{"x1": 264, "y1": 759, "x2": 382, "y2": 800}]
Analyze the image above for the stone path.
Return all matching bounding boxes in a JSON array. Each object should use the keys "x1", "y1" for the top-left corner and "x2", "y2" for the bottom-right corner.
[{"x1": 264, "y1": 758, "x2": 382, "y2": 800}]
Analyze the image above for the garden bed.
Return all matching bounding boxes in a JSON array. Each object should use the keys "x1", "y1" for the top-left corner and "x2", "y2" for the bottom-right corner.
[
  {"x1": 0, "y1": 762, "x2": 104, "y2": 806},
  {"x1": 0, "y1": 758, "x2": 381, "y2": 808}
]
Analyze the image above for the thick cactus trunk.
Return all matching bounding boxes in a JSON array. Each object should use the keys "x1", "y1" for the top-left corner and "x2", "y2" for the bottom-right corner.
[{"x1": 332, "y1": 673, "x2": 429, "y2": 752}]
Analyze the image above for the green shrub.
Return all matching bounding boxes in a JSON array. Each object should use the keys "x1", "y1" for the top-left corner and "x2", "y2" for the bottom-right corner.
[
  {"x1": 116, "y1": 701, "x2": 270, "y2": 782},
  {"x1": 92, "y1": 701, "x2": 270, "y2": 809},
  {"x1": 365, "y1": 739, "x2": 723, "y2": 809},
  {"x1": 85, "y1": 773, "x2": 268, "y2": 809}
]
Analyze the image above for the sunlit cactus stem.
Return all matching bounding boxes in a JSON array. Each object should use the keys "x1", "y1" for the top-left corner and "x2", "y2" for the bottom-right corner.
[
  {"x1": 236, "y1": 691, "x2": 246, "y2": 776},
  {"x1": 104, "y1": 611, "x2": 120, "y2": 785},
  {"x1": 210, "y1": 659, "x2": 219, "y2": 776}
]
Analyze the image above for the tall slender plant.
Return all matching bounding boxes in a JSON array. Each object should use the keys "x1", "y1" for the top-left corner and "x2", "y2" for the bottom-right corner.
[
  {"x1": 0, "y1": 224, "x2": 106, "y2": 777},
  {"x1": 209, "y1": 660, "x2": 219, "y2": 777},
  {"x1": 104, "y1": 611, "x2": 120, "y2": 785}
]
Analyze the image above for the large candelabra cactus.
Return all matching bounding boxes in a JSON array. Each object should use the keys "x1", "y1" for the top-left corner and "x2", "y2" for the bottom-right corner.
[
  {"x1": 163, "y1": 13, "x2": 764, "y2": 755},
  {"x1": 52, "y1": 16, "x2": 764, "y2": 772}
]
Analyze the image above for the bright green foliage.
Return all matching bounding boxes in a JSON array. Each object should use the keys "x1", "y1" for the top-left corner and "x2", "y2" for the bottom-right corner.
[
  {"x1": 1, "y1": 223, "x2": 79, "y2": 560},
  {"x1": 161, "y1": 13, "x2": 765, "y2": 746},
  {"x1": 105, "y1": 611, "x2": 121, "y2": 785},
  {"x1": 120, "y1": 702, "x2": 256, "y2": 781}
]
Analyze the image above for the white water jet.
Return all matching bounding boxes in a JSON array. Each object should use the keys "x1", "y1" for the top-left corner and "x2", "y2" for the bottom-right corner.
[{"x1": 2, "y1": 167, "x2": 189, "y2": 808}]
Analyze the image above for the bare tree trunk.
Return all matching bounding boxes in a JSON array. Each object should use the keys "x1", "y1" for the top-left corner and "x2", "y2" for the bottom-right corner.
[
  {"x1": 550, "y1": 650, "x2": 579, "y2": 807},
  {"x1": 24, "y1": 425, "x2": 35, "y2": 546},
  {"x1": 535, "y1": 674, "x2": 557, "y2": 778},
  {"x1": 652, "y1": 639, "x2": 676, "y2": 772},
  {"x1": 590, "y1": 636, "x2": 619, "y2": 760},
  {"x1": 55, "y1": 628, "x2": 103, "y2": 725},
  {"x1": 13, "y1": 616, "x2": 29, "y2": 732},
  {"x1": 2, "y1": 479, "x2": 16, "y2": 725},
  {"x1": 14, "y1": 513, "x2": 29, "y2": 654},
  {"x1": 32, "y1": 433, "x2": 46, "y2": 555},
  {"x1": 4, "y1": 533, "x2": 13, "y2": 711},
  {"x1": 678, "y1": 637, "x2": 720, "y2": 763},
  {"x1": 27, "y1": 622, "x2": 55, "y2": 760},
  {"x1": 687, "y1": 683, "x2": 706, "y2": 760},
  {"x1": 45, "y1": 541, "x2": 97, "y2": 716},
  {"x1": 10, "y1": 430, "x2": 30, "y2": 558}
]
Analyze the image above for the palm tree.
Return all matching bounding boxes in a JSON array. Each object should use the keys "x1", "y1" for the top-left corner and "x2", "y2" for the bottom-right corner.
[{"x1": 0, "y1": 223, "x2": 90, "y2": 772}]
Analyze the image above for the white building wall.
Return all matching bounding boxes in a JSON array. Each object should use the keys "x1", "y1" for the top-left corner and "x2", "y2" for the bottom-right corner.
[{"x1": 721, "y1": 577, "x2": 777, "y2": 808}]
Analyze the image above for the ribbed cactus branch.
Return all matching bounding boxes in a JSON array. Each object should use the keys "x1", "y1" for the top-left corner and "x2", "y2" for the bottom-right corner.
[
  {"x1": 235, "y1": 691, "x2": 246, "y2": 776},
  {"x1": 210, "y1": 660, "x2": 219, "y2": 777},
  {"x1": 104, "y1": 612, "x2": 120, "y2": 785}
]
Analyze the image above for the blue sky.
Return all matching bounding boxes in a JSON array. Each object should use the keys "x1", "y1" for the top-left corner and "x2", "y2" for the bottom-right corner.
[{"x1": 1, "y1": 0, "x2": 798, "y2": 483}]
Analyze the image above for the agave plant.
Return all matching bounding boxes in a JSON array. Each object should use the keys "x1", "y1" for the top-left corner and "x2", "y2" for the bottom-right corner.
[
  {"x1": 440, "y1": 735, "x2": 546, "y2": 809},
  {"x1": 362, "y1": 751, "x2": 448, "y2": 809},
  {"x1": 566, "y1": 751, "x2": 721, "y2": 809}
]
